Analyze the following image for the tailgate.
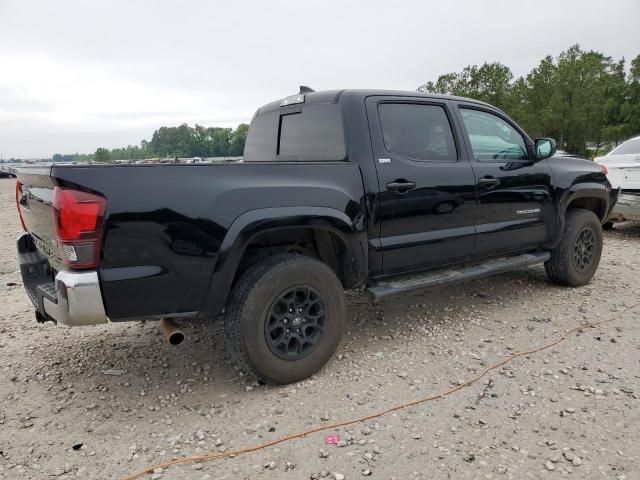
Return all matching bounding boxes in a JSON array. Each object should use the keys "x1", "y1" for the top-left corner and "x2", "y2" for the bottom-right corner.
[
  {"x1": 16, "y1": 165, "x2": 109, "y2": 325},
  {"x1": 16, "y1": 166, "x2": 63, "y2": 270}
]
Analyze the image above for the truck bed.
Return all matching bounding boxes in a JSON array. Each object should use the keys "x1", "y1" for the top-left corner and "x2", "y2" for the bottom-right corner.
[{"x1": 16, "y1": 162, "x2": 365, "y2": 321}]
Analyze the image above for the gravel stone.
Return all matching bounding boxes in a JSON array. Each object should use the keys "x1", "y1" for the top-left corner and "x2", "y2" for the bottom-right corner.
[{"x1": 0, "y1": 179, "x2": 637, "y2": 479}]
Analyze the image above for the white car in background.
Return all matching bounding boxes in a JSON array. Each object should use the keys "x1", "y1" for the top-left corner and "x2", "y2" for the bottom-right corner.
[{"x1": 596, "y1": 135, "x2": 640, "y2": 226}]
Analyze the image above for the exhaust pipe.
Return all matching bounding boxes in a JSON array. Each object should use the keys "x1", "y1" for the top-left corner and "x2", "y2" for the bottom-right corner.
[{"x1": 159, "y1": 318, "x2": 185, "y2": 345}]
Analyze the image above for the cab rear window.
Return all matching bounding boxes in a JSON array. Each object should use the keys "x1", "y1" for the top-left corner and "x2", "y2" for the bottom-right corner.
[
  {"x1": 244, "y1": 104, "x2": 346, "y2": 162},
  {"x1": 243, "y1": 111, "x2": 278, "y2": 162}
]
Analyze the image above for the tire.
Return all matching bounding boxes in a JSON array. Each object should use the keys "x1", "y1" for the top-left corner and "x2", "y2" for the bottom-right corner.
[
  {"x1": 545, "y1": 209, "x2": 603, "y2": 287},
  {"x1": 224, "y1": 254, "x2": 346, "y2": 383}
]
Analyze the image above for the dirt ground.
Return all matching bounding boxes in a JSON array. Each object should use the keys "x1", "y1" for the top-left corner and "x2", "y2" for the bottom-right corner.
[{"x1": 0, "y1": 177, "x2": 639, "y2": 480}]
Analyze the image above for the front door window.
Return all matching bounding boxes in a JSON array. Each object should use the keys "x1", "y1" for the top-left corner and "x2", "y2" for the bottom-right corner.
[{"x1": 460, "y1": 109, "x2": 527, "y2": 161}]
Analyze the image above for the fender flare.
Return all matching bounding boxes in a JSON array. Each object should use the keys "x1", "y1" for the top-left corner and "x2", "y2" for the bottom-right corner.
[
  {"x1": 545, "y1": 184, "x2": 611, "y2": 249},
  {"x1": 197, "y1": 206, "x2": 367, "y2": 318}
]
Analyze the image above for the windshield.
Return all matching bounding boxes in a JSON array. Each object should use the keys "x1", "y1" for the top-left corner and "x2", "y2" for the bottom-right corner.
[{"x1": 610, "y1": 137, "x2": 640, "y2": 155}]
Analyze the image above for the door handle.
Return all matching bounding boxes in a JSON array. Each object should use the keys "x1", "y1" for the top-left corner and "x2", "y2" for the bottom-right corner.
[
  {"x1": 387, "y1": 180, "x2": 417, "y2": 193},
  {"x1": 478, "y1": 177, "x2": 501, "y2": 188}
]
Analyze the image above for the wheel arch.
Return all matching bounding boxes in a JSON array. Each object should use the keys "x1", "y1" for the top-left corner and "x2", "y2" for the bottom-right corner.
[
  {"x1": 197, "y1": 207, "x2": 367, "y2": 318},
  {"x1": 545, "y1": 185, "x2": 611, "y2": 249},
  {"x1": 564, "y1": 189, "x2": 609, "y2": 222}
]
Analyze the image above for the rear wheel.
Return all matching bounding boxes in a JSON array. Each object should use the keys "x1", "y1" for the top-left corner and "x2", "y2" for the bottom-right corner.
[
  {"x1": 545, "y1": 209, "x2": 603, "y2": 287},
  {"x1": 224, "y1": 254, "x2": 345, "y2": 383}
]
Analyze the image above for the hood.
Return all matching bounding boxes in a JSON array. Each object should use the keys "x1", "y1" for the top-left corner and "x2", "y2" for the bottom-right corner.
[{"x1": 549, "y1": 155, "x2": 600, "y2": 171}]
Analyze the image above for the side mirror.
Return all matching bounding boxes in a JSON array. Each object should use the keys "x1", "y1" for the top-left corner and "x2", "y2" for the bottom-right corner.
[{"x1": 535, "y1": 138, "x2": 556, "y2": 160}]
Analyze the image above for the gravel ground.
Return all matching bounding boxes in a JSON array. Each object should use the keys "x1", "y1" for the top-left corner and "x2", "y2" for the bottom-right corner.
[{"x1": 0, "y1": 177, "x2": 639, "y2": 480}]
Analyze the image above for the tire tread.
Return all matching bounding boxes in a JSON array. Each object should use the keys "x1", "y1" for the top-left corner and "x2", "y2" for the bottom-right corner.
[
  {"x1": 224, "y1": 254, "x2": 343, "y2": 382},
  {"x1": 545, "y1": 209, "x2": 602, "y2": 287}
]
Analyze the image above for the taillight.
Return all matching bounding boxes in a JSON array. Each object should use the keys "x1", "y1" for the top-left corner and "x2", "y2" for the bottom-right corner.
[
  {"x1": 52, "y1": 187, "x2": 106, "y2": 269},
  {"x1": 15, "y1": 181, "x2": 27, "y2": 232},
  {"x1": 600, "y1": 165, "x2": 608, "y2": 175}
]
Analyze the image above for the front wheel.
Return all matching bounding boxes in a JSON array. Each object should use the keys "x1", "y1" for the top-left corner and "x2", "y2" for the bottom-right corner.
[
  {"x1": 545, "y1": 209, "x2": 603, "y2": 287},
  {"x1": 224, "y1": 254, "x2": 345, "y2": 384}
]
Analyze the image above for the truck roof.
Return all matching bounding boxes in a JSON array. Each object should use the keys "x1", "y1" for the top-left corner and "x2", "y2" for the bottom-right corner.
[{"x1": 255, "y1": 89, "x2": 495, "y2": 116}]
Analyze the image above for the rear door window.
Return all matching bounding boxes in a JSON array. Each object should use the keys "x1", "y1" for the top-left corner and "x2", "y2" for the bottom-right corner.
[{"x1": 378, "y1": 103, "x2": 457, "y2": 162}]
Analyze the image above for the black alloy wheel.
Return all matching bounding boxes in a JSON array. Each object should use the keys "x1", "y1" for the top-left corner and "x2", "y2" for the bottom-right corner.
[
  {"x1": 572, "y1": 227, "x2": 596, "y2": 272},
  {"x1": 265, "y1": 286, "x2": 327, "y2": 360}
]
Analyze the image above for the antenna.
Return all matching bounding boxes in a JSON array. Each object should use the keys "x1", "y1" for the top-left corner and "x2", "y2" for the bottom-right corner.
[{"x1": 299, "y1": 85, "x2": 315, "y2": 94}]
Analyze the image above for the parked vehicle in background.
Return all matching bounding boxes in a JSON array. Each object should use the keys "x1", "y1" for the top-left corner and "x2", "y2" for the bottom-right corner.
[
  {"x1": 15, "y1": 88, "x2": 618, "y2": 383},
  {"x1": 596, "y1": 135, "x2": 640, "y2": 226},
  {"x1": 0, "y1": 167, "x2": 17, "y2": 178},
  {"x1": 552, "y1": 149, "x2": 581, "y2": 159}
]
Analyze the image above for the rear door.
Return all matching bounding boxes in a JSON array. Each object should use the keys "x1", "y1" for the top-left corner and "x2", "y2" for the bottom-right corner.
[
  {"x1": 366, "y1": 96, "x2": 477, "y2": 276},
  {"x1": 453, "y1": 103, "x2": 556, "y2": 257}
]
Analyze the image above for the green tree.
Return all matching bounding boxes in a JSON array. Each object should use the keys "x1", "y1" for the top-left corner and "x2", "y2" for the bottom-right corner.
[
  {"x1": 513, "y1": 55, "x2": 563, "y2": 139},
  {"x1": 94, "y1": 147, "x2": 111, "y2": 162},
  {"x1": 418, "y1": 45, "x2": 640, "y2": 157},
  {"x1": 619, "y1": 54, "x2": 640, "y2": 143},
  {"x1": 230, "y1": 123, "x2": 249, "y2": 156},
  {"x1": 418, "y1": 72, "x2": 463, "y2": 96},
  {"x1": 418, "y1": 62, "x2": 513, "y2": 109}
]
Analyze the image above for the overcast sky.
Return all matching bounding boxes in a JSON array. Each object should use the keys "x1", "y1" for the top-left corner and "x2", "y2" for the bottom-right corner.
[{"x1": 1, "y1": 0, "x2": 638, "y2": 158}]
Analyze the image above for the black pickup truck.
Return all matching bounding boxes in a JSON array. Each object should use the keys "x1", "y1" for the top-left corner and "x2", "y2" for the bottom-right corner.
[{"x1": 15, "y1": 88, "x2": 617, "y2": 383}]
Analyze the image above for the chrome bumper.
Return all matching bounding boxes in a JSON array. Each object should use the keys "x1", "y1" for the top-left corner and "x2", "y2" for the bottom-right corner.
[
  {"x1": 43, "y1": 270, "x2": 109, "y2": 326},
  {"x1": 18, "y1": 233, "x2": 109, "y2": 326}
]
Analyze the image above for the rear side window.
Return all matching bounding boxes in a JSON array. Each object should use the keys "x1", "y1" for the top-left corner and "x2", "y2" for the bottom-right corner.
[
  {"x1": 244, "y1": 104, "x2": 346, "y2": 161},
  {"x1": 378, "y1": 103, "x2": 457, "y2": 161}
]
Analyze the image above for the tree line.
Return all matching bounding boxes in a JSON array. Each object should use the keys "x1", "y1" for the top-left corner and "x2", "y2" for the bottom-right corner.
[
  {"x1": 48, "y1": 45, "x2": 640, "y2": 162},
  {"x1": 418, "y1": 45, "x2": 640, "y2": 157},
  {"x1": 53, "y1": 123, "x2": 249, "y2": 162}
]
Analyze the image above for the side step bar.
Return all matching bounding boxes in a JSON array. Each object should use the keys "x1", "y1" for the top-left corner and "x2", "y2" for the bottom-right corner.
[{"x1": 367, "y1": 251, "x2": 550, "y2": 301}]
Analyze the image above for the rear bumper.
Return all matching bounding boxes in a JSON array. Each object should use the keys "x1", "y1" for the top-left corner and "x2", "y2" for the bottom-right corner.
[
  {"x1": 44, "y1": 270, "x2": 109, "y2": 326},
  {"x1": 609, "y1": 191, "x2": 640, "y2": 222},
  {"x1": 17, "y1": 233, "x2": 109, "y2": 326}
]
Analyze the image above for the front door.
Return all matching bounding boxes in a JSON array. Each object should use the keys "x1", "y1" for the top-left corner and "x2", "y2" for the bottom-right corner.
[
  {"x1": 453, "y1": 103, "x2": 556, "y2": 257},
  {"x1": 366, "y1": 97, "x2": 477, "y2": 276}
]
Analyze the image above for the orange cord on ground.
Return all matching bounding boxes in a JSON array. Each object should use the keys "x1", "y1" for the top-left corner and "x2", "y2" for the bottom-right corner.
[{"x1": 123, "y1": 302, "x2": 639, "y2": 480}]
